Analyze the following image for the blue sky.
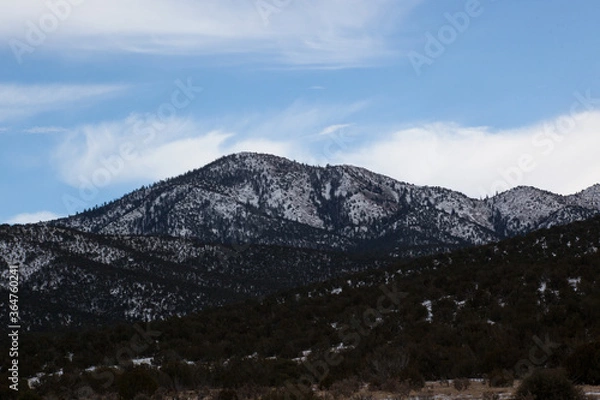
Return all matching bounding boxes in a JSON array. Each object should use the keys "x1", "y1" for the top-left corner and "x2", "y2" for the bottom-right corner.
[{"x1": 1, "y1": 0, "x2": 600, "y2": 224}]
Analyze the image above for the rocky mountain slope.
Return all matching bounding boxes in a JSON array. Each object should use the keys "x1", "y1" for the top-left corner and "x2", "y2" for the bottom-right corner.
[
  {"x1": 51, "y1": 152, "x2": 600, "y2": 257},
  {"x1": 2, "y1": 152, "x2": 599, "y2": 329},
  {"x1": 8, "y1": 217, "x2": 600, "y2": 398},
  {"x1": 0, "y1": 224, "x2": 386, "y2": 330}
]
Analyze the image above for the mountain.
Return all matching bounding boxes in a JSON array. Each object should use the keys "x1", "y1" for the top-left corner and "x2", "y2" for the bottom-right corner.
[
  {"x1": 9, "y1": 216, "x2": 600, "y2": 398},
  {"x1": 486, "y1": 185, "x2": 600, "y2": 236},
  {"x1": 51, "y1": 152, "x2": 600, "y2": 257},
  {"x1": 2, "y1": 152, "x2": 599, "y2": 329},
  {"x1": 0, "y1": 224, "x2": 386, "y2": 330}
]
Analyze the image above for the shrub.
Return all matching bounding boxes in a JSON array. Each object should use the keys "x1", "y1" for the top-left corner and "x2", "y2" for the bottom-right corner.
[
  {"x1": 17, "y1": 393, "x2": 43, "y2": 400},
  {"x1": 514, "y1": 369, "x2": 587, "y2": 400},
  {"x1": 377, "y1": 378, "x2": 410, "y2": 397},
  {"x1": 397, "y1": 367, "x2": 424, "y2": 391},
  {"x1": 565, "y1": 341, "x2": 600, "y2": 385},
  {"x1": 260, "y1": 389, "x2": 288, "y2": 400},
  {"x1": 117, "y1": 367, "x2": 158, "y2": 400},
  {"x1": 217, "y1": 389, "x2": 239, "y2": 400},
  {"x1": 488, "y1": 369, "x2": 514, "y2": 388},
  {"x1": 160, "y1": 361, "x2": 195, "y2": 390},
  {"x1": 330, "y1": 377, "x2": 361, "y2": 399},
  {"x1": 452, "y1": 378, "x2": 470, "y2": 391},
  {"x1": 236, "y1": 384, "x2": 268, "y2": 400},
  {"x1": 151, "y1": 387, "x2": 169, "y2": 400},
  {"x1": 414, "y1": 390, "x2": 434, "y2": 400},
  {"x1": 482, "y1": 392, "x2": 500, "y2": 400}
]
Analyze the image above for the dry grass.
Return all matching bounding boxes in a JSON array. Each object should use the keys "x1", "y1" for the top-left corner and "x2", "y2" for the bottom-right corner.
[
  {"x1": 365, "y1": 380, "x2": 600, "y2": 400},
  {"x1": 88, "y1": 381, "x2": 600, "y2": 400}
]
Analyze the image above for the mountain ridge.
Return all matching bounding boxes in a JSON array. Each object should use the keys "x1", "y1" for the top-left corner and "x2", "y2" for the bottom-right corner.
[
  {"x1": 0, "y1": 223, "x2": 389, "y2": 329},
  {"x1": 7, "y1": 215, "x2": 600, "y2": 397},
  {"x1": 48, "y1": 152, "x2": 600, "y2": 257},
  {"x1": 2, "y1": 152, "x2": 599, "y2": 329}
]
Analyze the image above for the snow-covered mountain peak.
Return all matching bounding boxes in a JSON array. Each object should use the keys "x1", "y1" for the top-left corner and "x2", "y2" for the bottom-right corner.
[
  {"x1": 575, "y1": 184, "x2": 600, "y2": 202},
  {"x1": 47, "y1": 153, "x2": 599, "y2": 255}
]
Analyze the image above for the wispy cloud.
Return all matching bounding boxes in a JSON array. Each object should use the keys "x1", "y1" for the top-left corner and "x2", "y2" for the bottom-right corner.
[
  {"x1": 50, "y1": 97, "x2": 600, "y2": 199},
  {"x1": 5, "y1": 211, "x2": 61, "y2": 224},
  {"x1": 23, "y1": 126, "x2": 69, "y2": 134},
  {"x1": 238, "y1": 100, "x2": 368, "y2": 142},
  {"x1": 318, "y1": 124, "x2": 353, "y2": 136},
  {"x1": 51, "y1": 100, "x2": 364, "y2": 186},
  {"x1": 53, "y1": 118, "x2": 295, "y2": 186},
  {"x1": 1, "y1": 0, "x2": 422, "y2": 68},
  {"x1": 0, "y1": 83, "x2": 126, "y2": 122}
]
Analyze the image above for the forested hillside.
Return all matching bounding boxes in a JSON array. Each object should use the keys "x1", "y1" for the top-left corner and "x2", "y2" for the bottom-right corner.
[{"x1": 3, "y1": 216, "x2": 599, "y2": 399}]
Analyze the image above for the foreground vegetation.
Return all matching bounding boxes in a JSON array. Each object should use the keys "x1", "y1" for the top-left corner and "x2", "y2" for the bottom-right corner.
[
  {"x1": 2, "y1": 218, "x2": 600, "y2": 399},
  {"x1": 5, "y1": 375, "x2": 599, "y2": 400}
]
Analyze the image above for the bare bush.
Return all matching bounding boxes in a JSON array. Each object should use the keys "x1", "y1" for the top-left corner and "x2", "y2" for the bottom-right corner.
[
  {"x1": 452, "y1": 378, "x2": 471, "y2": 391},
  {"x1": 514, "y1": 369, "x2": 588, "y2": 400},
  {"x1": 487, "y1": 369, "x2": 514, "y2": 388},
  {"x1": 350, "y1": 395, "x2": 372, "y2": 400},
  {"x1": 330, "y1": 378, "x2": 361, "y2": 399},
  {"x1": 217, "y1": 389, "x2": 239, "y2": 400},
  {"x1": 380, "y1": 379, "x2": 410, "y2": 399},
  {"x1": 482, "y1": 391, "x2": 500, "y2": 400},
  {"x1": 414, "y1": 390, "x2": 434, "y2": 400}
]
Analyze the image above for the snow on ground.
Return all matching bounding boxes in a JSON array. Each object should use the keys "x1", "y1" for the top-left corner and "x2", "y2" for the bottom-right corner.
[
  {"x1": 422, "y1": 300, "x2": 433, "y2": 322},
  {"x1": 538, "y1": 281, "x2": 547, "y2": 294},
  {"x1": 568, "y1": 277, "x2": 581, "y2": 291},
  {"x1": 132, "y1": 357, "x2": 153, "y2": 366}
]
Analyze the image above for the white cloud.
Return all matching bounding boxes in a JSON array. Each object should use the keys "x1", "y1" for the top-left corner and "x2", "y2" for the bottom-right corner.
[
  {"x1": 56, "y1": 124, "x2": 297, "y2": 185},
  {"x1": 51, "y1": 116, "x2": 290, "y2": 186},
  {"x1": 130, "y1": 131, "x2": 236, "y2": 181},
  {"x1": 51, "y1": 99, "x2": 600, "y2": 198},
  {"x1": 50, "y1": 101, "x2": 363, "y2": 186},
  {"x1": 6, "y1": 211, "x2": 61, "y2": 224},
  {"x1": 0, "y1": 0, "x2": 421, "y2": 67},
  {"x1": 0, "y1": 83, "x2": 126, "y2": 122},
  {"x1": 329, "y1": 111, "x2": 600, "y2": 197}
]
